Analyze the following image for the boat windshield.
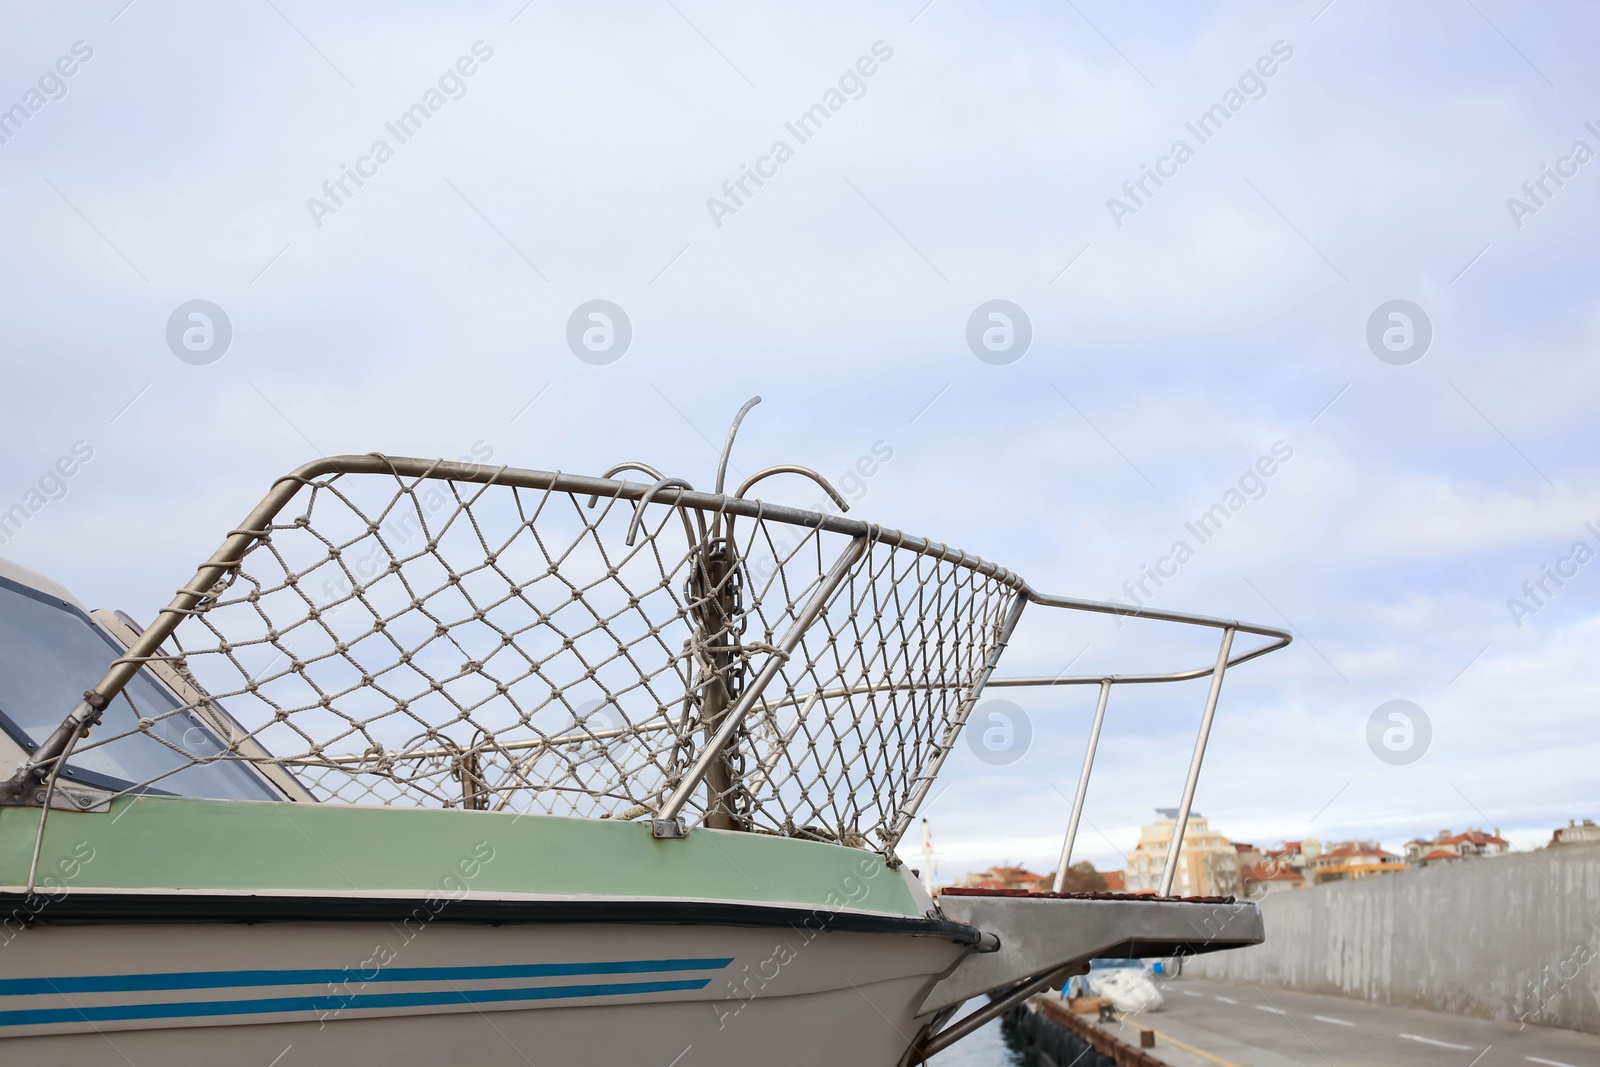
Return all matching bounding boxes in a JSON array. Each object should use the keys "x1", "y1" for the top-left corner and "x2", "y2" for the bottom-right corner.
[{"x1": 0, "y1": 576, "x2": 281, "y2": 801}]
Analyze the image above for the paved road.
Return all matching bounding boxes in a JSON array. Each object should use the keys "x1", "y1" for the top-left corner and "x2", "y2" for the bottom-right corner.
[{"x1": 1111, "y1": 976, "x2": 1600, "y2": 1067}]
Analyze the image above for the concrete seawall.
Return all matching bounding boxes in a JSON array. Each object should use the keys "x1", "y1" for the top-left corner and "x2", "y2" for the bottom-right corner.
[{"x1": 1187, "y1": 846, "x2": 1600, "y2": 1033}]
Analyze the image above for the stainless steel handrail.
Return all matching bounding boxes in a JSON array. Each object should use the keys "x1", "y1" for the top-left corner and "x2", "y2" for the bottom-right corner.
[
  {"x1": 30, "y1": 454, "x2": 1292, "y2": 884},
  {"x1": 1052, "y1": 679, "x2": 1111, "y2": 893},
  {"x1": 987, "y1": 587, "x2": 1289, "y2": 897}
]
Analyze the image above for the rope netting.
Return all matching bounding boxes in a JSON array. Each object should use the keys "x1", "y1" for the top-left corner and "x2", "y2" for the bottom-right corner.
[{"x1": 71, "y1": 463, "x2": 1018, "y2": 850}]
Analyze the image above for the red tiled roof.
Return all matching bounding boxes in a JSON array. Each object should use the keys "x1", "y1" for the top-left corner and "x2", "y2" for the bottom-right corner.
[
  {"x1": 1421, "y1": 849, "x2": 1460, "y2": 861},
  {"x1": 1319, "y1": 842, "x2": 1393, "y2": 860},
  {"x1": 941, "y1": 887, "x2": 1233, "y2": 904},
  {"x1": 1439, "y1": 830, "x2": 1507, "y2": 846},
  {"x1": 959, "y1": 866, "x2": 1053, "y2": 891}
]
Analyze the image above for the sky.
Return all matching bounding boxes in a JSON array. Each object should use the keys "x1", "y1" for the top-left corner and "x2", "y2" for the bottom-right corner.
[{"x1": 1, "y1": 0, "x2": 1596, "y2": 882}]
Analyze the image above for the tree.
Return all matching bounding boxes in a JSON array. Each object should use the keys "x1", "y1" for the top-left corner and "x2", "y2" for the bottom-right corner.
[{"x1": 1052, "y1": 861, "x2": 1108, "y2": 893}]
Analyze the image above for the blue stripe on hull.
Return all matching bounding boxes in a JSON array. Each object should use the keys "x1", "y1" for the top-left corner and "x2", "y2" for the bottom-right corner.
[
  {"x1": 0, "y1": 977, "x2": 717, "y2": 1027},
  {"x1": 0, "y1": 957, "x2": 734, "y2": 997}
]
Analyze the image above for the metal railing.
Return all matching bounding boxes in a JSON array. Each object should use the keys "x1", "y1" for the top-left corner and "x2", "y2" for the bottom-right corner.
[
  {"x1": 10, "y1": 436, "x2": 1289, "y2": 899},
  {"x1": 985, "y1": 591, "x2": 1288, "y2": 897}
]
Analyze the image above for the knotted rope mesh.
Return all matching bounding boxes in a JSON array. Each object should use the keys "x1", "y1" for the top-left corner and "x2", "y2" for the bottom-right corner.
[{"x1": 72, "y1": 463, "x2": 1018, "y2": 850}]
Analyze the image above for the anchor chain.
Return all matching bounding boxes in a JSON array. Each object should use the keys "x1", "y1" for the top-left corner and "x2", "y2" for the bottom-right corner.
[{"x1": 686, "y1": 534, "x2": 754, "y2": 830}]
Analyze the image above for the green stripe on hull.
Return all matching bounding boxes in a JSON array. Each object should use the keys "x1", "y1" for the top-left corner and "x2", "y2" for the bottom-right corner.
[{"x1": 0, "y1": 798, "x2": 917, "y2": 916}]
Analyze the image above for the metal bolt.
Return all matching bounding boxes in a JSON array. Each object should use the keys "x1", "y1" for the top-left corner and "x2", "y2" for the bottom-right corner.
[{"x1": 650, "y1": 817, "x2": 687, "y2": 839}]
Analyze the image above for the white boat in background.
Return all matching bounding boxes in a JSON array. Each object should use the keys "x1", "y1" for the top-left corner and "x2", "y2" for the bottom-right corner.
[
  {"x1": 1068, "y1": 959, "x2": 1166, "y2": 1015},
  {"x1": 0, "y1": 400, "x2": 1288, "y2": 1065}
]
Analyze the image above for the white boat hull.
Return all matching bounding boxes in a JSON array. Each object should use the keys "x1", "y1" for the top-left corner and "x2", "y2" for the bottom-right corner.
[{"x1": 0, "y1": 918, "x2": 967, "y2": 1066}]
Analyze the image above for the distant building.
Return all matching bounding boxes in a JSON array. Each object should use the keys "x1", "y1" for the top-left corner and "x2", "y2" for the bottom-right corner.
[
  {"x1": 1549, "y1": 820, "x2": 1600, "y2": 848},
  {"x1": 1101, "y1": 870, "x2": 1126, "y2": 892},
  {"x1": 1125, "y1": 810, "x2": 1240, "y2": 897},
  {"x1": 1311, "y1": 841, "x2": 1405, "y2": 883},
  {"x1": 950, "y1": 863, "x2": 1105, "y2": 894},
  {"x1": 1412, "y1": 849, "x2": 1462, "y2": 867},
  {"x1": 1240, "y1": 861, "x2": 1306, "y2": 896},
  {"x1": 1262, "y1": 839, "x2": 1321, "y2": 877},
  {"x1": 1403, "y1": 828, "x2": 1510, "y2": 866},
  {"x1": 1230, "y1": 840, "x2": 1309, "y2": 895},
  {"x1": 956, "y1": 866, "x2": 1051, "y2": 892}
]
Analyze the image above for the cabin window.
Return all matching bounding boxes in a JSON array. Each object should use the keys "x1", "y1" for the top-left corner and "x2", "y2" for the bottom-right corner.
[{"x1": 0, "y1": 577, "x2": 281, "y2": 801}]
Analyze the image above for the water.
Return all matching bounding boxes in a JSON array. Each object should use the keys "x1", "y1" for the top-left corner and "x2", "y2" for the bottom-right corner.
[{"x1": 926, "y1": 1015, "x2": 1028, "y2": 1066}]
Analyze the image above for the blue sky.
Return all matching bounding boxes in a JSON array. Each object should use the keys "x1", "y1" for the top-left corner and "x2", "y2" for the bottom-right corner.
[{"x1": 1, "y1": 0, "x2": 1595, "y2": 879}]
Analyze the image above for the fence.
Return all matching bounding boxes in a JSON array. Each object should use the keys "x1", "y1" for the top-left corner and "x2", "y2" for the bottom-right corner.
[{"x1": 1188, "y1": 845, "x2": 1600, "y2": 1034}]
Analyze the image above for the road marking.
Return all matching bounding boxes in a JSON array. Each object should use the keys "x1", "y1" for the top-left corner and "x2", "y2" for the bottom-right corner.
[
  {"x1": 1183, "y1": 991, "x2": 1205, "y2": 998},
  {"x1": 1526, "y1": 1058, "x2": 1578, "y2": 1067},
  {"x1": 1214, "y1": 996, "x2": 1238, "y2": 1004},
  {"x1": 1255, "y1": 1005, "x2": 1288, "y2": 1015},
  {"x1": 1141, "y1": 1026, "x2": 1247, "y2": 1067},
  {"x1": 1313, "y1": 1015, "x2": 1354, "y2": 1026},
  {"x1": 1401, "y1": 1034, "x2": 1473, "y2": 1050}
]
